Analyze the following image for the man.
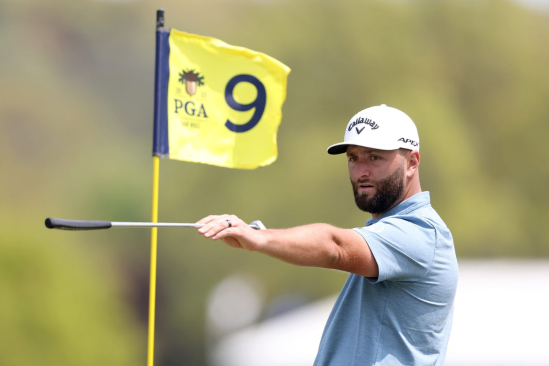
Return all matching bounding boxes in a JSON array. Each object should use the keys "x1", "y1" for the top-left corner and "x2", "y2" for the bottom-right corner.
[{"x1": 198, "y1": 104, "x2": 458, "y2": 365}]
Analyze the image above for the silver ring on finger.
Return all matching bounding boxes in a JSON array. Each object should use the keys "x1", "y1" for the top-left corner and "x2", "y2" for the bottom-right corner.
[{"x1": 226, "y1": 219, "x2": 232, "y2": 228}]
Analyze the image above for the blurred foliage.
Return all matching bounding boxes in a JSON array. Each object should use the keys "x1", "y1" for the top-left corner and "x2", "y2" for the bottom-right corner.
[
  {"x1": 0, "y1": 223, "x2": 143, "y2": 365},
  {"x1": 1, "y1": 0, "x2": 548, "y2": 365}
]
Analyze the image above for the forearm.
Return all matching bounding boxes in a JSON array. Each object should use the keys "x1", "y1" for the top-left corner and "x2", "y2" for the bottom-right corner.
[{"x1": 255, "y1": 224, "x2": 342, "y2": 268}]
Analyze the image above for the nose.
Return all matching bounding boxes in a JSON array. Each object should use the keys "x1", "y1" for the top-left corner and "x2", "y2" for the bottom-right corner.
[{"x1": 351, "y1": 160, "x2": 371, "y2": 180}]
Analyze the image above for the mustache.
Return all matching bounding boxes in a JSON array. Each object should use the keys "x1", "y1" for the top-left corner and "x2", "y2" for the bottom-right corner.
[{"x1": 353, "y1": 178, "x2": 375, "y2": 187}]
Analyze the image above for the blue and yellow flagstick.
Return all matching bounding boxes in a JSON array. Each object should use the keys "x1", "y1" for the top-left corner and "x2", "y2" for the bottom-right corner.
[{"x1": 148, "y1": 9, "x2": 164, "y2": 366}]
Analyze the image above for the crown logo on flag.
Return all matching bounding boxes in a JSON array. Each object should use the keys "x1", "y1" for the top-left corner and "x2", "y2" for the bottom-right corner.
[{"x1": 178, "y1": 69, "x2": 205, "y2": 96}]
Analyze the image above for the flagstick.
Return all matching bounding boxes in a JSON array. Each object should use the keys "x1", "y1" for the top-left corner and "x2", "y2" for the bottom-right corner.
[
  {"x1": 147, "y1": 155, "x2": 160, "y2": 366},
  {"x1": 148, "y1": 9, "x2": 165, "y2": 366}
]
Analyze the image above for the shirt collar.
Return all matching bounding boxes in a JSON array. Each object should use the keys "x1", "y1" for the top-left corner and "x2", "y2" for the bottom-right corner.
[{"x1": 365, "y1": 191, "x2": 430, "y2": 226}]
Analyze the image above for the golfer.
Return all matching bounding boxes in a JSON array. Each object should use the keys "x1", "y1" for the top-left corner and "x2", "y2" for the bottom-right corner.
[{"x1": 198, "y1": 104, "x2": 458, "y2": 366}]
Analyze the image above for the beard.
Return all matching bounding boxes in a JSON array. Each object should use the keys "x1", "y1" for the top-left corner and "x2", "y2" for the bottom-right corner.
[{"x1": 352, "y1": 164, "x2": 405, "y2": 214}]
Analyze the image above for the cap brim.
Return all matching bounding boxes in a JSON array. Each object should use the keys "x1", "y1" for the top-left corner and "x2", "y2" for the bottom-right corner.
[{"x1": 326, "y1": 142, "x2": 349, "y2": 155}]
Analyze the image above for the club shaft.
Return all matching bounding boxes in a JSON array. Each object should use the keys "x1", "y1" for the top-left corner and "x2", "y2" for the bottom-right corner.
[
  {"x1": 112, "y1": 222, "x2": 202, "y2": 228},
  {"x1": 113, "y1": 222, "x2": 261, "y2": 229}
]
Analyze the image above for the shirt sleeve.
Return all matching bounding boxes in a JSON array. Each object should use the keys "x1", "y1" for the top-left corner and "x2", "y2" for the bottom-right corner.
[{"x1": 353, "y1": 216, "x2": 436, "y2": 283}]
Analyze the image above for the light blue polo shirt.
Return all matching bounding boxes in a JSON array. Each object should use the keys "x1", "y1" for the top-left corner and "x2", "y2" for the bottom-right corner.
[{"x1": 314, "y1": 192, "x2": 458, "y2": 366}]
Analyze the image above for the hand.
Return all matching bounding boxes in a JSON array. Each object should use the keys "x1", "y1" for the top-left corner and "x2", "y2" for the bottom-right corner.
[{"x1": 197, "y1": 214, "x2": 265, "y2": 251}]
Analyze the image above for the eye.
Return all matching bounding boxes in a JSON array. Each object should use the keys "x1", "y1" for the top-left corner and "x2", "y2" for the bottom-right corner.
[
  {"x1": 371, "y1": 155, "x2": 381, "y2": 161},
  {"x1": 348, "y1": 155, "x2": 357, "y2": 162}
]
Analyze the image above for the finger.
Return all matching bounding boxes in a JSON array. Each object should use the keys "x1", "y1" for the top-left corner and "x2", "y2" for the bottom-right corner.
[
  {"x1": 197, "y1": 215, "x2": 220, "y2": 226},
  {"x1": 211, "y1": 227, "x2": 237, "y2": 240},
  {"x1": 202, "y1": 218, "x2": 233, "y2": 238},
  {"x1": 198, "y1": 215, "x2": 227, "y2": 233}
]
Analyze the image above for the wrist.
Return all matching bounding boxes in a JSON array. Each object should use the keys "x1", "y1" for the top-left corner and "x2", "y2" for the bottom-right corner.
[{"x1": 251, "y1": 229, "x2": 271, "y2": 252}]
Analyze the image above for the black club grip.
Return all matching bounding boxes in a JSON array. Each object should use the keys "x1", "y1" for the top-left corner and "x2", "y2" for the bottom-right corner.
[{"x1": 45, "y1": 218, "x2": 112, "y2": 230}]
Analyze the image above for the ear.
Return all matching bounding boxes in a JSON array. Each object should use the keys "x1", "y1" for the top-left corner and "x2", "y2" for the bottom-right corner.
[{"x1": 406, "y1": 150, "x2": 420, "y2": 177}]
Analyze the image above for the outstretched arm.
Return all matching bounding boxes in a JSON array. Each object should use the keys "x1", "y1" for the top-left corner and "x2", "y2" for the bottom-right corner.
[{"x1": 197, "y1": 215, "x2": 379, "y2": 278}]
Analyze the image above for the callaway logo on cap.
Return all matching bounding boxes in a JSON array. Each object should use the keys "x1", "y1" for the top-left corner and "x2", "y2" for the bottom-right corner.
[{"x1": 326, "y1": 104, "x2": 420, "y2": 154}]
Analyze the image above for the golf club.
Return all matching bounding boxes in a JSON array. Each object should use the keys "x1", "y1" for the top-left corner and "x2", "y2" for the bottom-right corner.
[{"x1": 45, "y1": 217, "x2": 266, "y2": 231}]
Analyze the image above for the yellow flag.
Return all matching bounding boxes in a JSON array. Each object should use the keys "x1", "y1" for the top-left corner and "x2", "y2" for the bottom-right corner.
[{"x1": 152, "y1": 29, "x2": 290, "y2": 169}]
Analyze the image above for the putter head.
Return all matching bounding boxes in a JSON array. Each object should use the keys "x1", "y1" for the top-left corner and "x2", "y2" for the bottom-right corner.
[{"x1": 249, "y1": 220, "x2": 266, "y2": 230}]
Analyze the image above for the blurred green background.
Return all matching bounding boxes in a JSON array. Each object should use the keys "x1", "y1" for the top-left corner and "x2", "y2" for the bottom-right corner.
[{"x1": 1, "y1": 0, "x2": 548, "y2": 365}]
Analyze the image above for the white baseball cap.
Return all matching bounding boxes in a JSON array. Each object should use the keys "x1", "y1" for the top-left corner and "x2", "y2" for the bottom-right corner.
[{"x1": 326, "y1": 104, "x2": 420, "y2": 155}]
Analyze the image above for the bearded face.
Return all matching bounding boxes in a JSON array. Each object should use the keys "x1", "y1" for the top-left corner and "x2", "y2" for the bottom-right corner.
[{"x1": 351, "y1": 163, "x2": 405, "y2": 214}]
